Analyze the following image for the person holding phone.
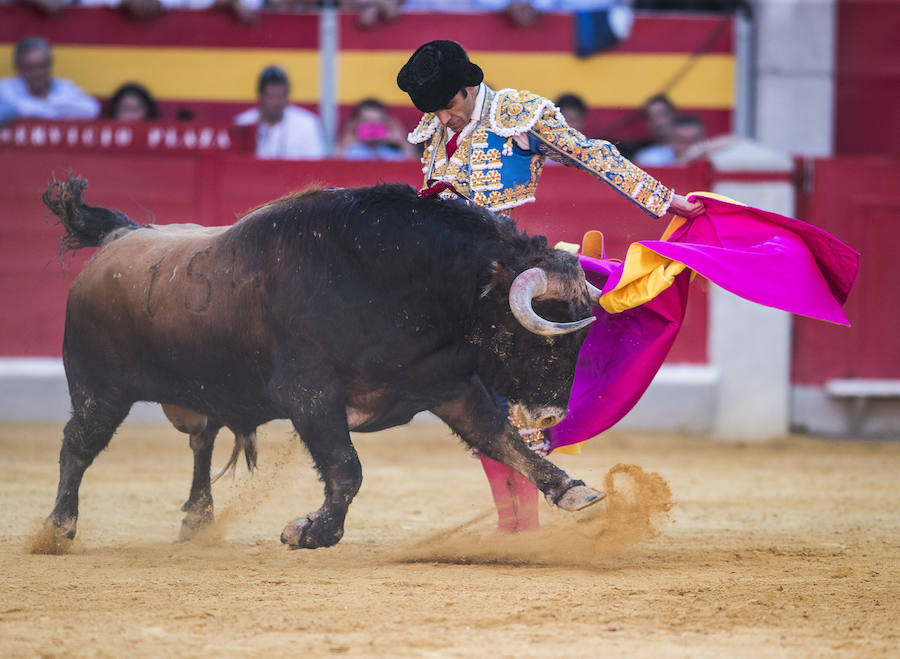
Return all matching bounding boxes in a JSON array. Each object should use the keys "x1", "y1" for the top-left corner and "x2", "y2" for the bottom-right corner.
[{"x1": 338, "y1": 98, "x2": 418, "y2": 160}]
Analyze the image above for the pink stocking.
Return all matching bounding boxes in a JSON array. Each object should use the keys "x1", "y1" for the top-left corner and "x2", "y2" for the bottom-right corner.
[
  {"x1": 479, "y1": 456, "x2": 540, "y2": 533},
  {"x1": 509, "y1": 468, "x2": 539, "y2": 531}
]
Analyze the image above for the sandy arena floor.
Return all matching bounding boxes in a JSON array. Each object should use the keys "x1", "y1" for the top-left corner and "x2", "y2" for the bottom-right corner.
[{"x1": 1, "y1": 418, "x2": 898, "y2": 657}]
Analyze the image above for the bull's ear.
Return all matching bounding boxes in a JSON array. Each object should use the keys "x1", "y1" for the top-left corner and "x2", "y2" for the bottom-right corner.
[{"x1": 481, "y1": 260, "x2": 511, "y2": 298}]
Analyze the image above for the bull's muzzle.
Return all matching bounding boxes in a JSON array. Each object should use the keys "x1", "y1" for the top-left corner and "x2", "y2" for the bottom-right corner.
[{"x1": 508, "y1": 403, "x2": 565, "y2": 431}]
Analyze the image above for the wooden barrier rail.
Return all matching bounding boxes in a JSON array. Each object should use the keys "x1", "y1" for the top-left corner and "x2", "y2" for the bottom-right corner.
[{"x1": 0, "y1": 119, "x2": 254, "y2": 154}]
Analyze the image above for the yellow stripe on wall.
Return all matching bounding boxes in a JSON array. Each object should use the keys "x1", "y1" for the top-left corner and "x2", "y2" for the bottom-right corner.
[
  {"x1": 0, "y1": 46, "x2": 732, "y2": 108},
  {"x1": 0, "y1": 45, "x2": 321, "y2": 102},
  {"x1": 344, "y1": 51, "x2": 734, "y2": 109}
]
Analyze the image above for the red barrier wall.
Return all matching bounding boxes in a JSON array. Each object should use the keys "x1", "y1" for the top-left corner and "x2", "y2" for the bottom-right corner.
[
  {"x1": 11, "y1": 144, "x2": 893, "y2": 388},
  {"x1": 792, "y1": 157, "x2": 900, "y2": 384},
  {"x1": 835, "y1": 0, "x2": 900, "y2": 156},
  {"x1": 0, "y1": 146, "x2": 709, "y2": 362}
]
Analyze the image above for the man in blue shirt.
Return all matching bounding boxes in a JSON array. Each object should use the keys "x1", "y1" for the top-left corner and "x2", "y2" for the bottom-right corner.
[{"x1": 0, "y1": 37, "x2": 99, "y2": 120}]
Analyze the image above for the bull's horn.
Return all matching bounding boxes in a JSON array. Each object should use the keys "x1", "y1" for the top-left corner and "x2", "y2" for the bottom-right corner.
[
  {"x1": 509, "y1": 268, "x2": 596, "y2": 336},
  {"x1": 586, "y1": 280, "x2": 604, "y2": 304}
]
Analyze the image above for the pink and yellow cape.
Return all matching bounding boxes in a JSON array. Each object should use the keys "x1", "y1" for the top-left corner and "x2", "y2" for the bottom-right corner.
[{"x1": 548, "y1": 193, "x2": 860, "y2": 451}]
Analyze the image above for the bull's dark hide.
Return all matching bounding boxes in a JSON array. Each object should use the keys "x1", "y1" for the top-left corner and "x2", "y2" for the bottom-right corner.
[
  {"x1": 215, "y1": 183, "x2": 590, "y2": 425},
  {"x1": 40, "y1": 177, "x2": 599, "y2": 550}
]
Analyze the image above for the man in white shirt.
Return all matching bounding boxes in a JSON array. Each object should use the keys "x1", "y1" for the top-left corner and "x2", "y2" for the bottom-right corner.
[
  {"x1": 0, "y1": 37, "x2": 99, "y2": 120},
  {"x1": 234, "y1": 66, "x2": 326, "y2": 161},
  {"x1": 633, "y1": 94, "x2": 677, "y2": 167}
]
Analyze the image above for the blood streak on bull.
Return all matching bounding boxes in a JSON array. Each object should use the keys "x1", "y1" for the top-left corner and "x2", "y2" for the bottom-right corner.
[{"x1": 39, "y1": 175, "x2": 604, "y2": 550}]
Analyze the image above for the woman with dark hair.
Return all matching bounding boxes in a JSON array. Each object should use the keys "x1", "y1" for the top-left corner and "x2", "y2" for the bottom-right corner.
[{"x1": 106, "y1": 83, "x2": 159, "y2": 121}]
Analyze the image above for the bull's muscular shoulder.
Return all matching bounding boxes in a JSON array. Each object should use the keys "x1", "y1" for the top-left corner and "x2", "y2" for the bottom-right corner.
[
  {"x1": 488, "y1": 88, "x2": 557, "y2": 137},
  {"x1": 408, "y1": 113, "x2": 440, "y2": 144}
]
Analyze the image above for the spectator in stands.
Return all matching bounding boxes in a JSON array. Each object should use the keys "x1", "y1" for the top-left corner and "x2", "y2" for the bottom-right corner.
[
  {"x1": 633, "y1": 93, "x2": 676, "y2": 166},
  {"x1": 0, "y1": 37, "x2": 99, "y2": 120},
  {"x1": 555, "y1": 93, "x2": 588, "y2": 134},
  {"x1": 344, "y1": 0, "x2": 402, "y2": 29},
  {"x1": 0, "y1": 98, "x2": 17, "y2": 126},
  {"x1": 13, "y1": 0, "x2": 161, "y2": 19},
  {"x1": 634, "y1": 113, "x2": 708, "y2": 167},
  {"x1": 673, "y1": 116, "x2": 739, "y2": 165},
  {"x1": 10, "y1": 0, "x2": 63, "y2": 15},
  {"x1": 509, "y1": 0, "x2": 634, "y2": 36},
  {"x1": 234, "y1": 65, "x2": 326, "y2": 160},
  {"x1": 634, "y1": 0, "x2": 746, "y2": 12},
  {"x1": 263, "y1": 0, "x2": 322, "y2": 12},
  {"x1": 337, "y1": 98, "x2": 417, "y2": 160},
  {"x1": 106, "y1": 83, "x2": 160, "y2": 121},
  {"x1": 16, "y1": 0, "x2": 261, "y2": 23},
  {"x1": 259, "y1": 0, "x2": 400, "y2": 28},
  {"x1": 668, "y1": 113, "x2": 706, "y2": 165},
  {"x1": 159, "y1": 0, "x2": 263, "y2": 24},
  {"x1": 400, "y1": 0, "x2": 633, "y2": 34}
]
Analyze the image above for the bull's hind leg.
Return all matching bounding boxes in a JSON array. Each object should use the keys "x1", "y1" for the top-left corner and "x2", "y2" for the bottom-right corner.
[
  {"x1": 46, "y1": 396, "x2": 131, "y2": 543},
  {"x1": 432, "y1": 376, "x2": 603, "y2": 512},
  {"x1": 275, "y1": 380, "x2": 362, "y2": 550},
  {"x1": 179, "y1": 423, "x2": 221, "y2": 540},
  {"x1": 162, "y1": 404, "x2": 221, "y2": 541}
]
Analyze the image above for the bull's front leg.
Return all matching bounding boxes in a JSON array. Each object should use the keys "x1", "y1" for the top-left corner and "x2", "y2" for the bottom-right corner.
[
  {"x1": 270, "y1": 375, "x2": 362, "y2": 550},
  {"x1": 431, "y1": 376, "x2": 603, "y2": 511}
]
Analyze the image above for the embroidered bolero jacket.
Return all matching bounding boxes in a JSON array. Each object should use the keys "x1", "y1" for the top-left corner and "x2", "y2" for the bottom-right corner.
[{"x1": 408, "y1": 86, "x2": 673, "y2": 216}]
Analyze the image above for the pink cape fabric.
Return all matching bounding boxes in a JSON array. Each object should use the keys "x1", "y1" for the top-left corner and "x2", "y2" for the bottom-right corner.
[{"x1": 547, "y1": 194, "x2": 860, "y2": 450}]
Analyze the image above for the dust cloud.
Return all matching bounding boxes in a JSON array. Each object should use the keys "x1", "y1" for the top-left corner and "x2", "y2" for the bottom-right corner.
[
  {"x1": 25, "y1": 430, "x2": 305, "y2": 553},
  {"x1": 394, "y1": 463, "x2": 672, "y2": 567},
  {"x1": 24, "y1": 519, "x2": 80, "y2": 555},
  {"x1": 192, "y1": 432, "x2": 303, "y2": 545}
]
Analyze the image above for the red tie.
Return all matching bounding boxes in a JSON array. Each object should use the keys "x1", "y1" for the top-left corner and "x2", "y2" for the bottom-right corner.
[{"x1": 445, "y1": 132, "x2": 459, "y2": 158}]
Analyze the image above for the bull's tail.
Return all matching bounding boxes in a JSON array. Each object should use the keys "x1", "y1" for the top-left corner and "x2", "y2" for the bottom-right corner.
[
  {"x1": 42, "y1": 175, "x2": 139, "y2": 254},
  {"x1": 211, "y1": 430, "x2": 259, "y2": 484}
]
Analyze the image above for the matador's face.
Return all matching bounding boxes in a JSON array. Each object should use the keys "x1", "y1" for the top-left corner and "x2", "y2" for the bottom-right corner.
[{"x1": 435, "y1": 85, "x2": 479, "y2": 133}]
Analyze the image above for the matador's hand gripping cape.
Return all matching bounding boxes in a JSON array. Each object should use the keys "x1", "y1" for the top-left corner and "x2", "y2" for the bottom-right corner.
[{"x1": 547, "y1": 193, "x2": 859, "y2": 450}]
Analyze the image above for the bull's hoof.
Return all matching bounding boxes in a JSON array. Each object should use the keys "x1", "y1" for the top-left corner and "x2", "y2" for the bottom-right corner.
[
  {"x1": 55, "y1": 516, "x2": 78, "y2": 540},
  {"x1": 179, "y1": 509, "x2": 214, "y2": 542},
  {"x1": 280, "y1": 512, "x2": 344, "y2": 550},
  {"x1": 552, "y1": 485, "x2": 606, "y2": 512}
]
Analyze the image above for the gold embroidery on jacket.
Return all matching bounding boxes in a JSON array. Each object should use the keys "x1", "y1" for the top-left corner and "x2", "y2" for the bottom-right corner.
[{"x1": 415, "y1": 87, "x2": 672, "y2": 216}]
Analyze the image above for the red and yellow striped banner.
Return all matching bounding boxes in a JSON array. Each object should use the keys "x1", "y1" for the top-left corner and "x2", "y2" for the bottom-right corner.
[{"x1": 1, "y1": 7, "x2": 733, "y2": 134}]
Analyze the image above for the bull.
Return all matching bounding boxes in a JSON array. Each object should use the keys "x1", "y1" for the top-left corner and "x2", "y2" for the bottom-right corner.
[{"x1": 41, "y1": 176, "x2": 604, "y2": 550}]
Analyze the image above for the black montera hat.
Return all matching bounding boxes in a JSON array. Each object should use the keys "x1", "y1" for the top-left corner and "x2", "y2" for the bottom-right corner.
[{"x1": 396, "y1": 40, "x2": 484, "y2": 113}]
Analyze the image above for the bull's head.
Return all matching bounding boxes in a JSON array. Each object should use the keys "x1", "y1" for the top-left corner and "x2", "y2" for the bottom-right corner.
[{"x1": 475, "y1": 251, "x2": 600, "y2": 430}]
